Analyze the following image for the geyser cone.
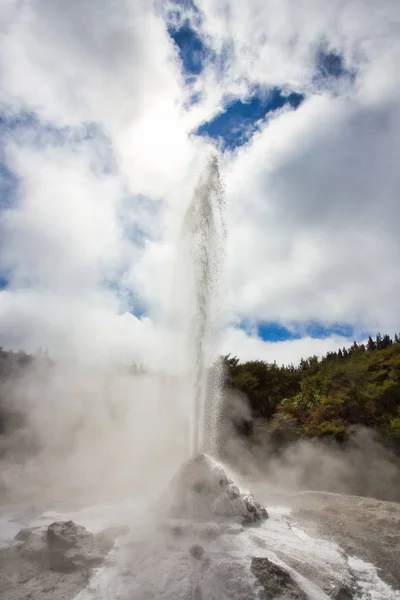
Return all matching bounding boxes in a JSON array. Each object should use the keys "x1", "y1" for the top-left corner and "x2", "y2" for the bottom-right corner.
[{"x1": 163, "y1": 454, "x2": 268, "y2": 526}]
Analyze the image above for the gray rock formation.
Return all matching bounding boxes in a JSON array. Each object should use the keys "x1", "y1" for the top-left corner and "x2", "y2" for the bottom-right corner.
[
  {"x1": 164, "y1": 453, "x2": 268, "y2": 526},
  {"x1": 17, "y1": 520, "x2": 127, "y2": 573},
  {"x1": 46, "y1": 520, "x2": 122, "y2": 572},
  {"x1": 0, "y1": 521, "x2": 128, "y2": 600}
]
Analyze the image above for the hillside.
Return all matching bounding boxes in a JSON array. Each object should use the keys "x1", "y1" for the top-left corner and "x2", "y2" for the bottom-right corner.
[{"x1": 222, "y1": 333, "x2": 400, "y2": 450}]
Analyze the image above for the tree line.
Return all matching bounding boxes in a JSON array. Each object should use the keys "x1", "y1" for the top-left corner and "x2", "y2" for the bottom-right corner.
[{"x1": 220, "y1": 332, "x2": 400, "y2": 448}]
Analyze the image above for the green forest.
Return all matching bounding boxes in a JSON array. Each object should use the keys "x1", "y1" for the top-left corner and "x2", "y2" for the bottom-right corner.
[{"x1": 222, "y1": 333, "x2": 400, "y2": 451}]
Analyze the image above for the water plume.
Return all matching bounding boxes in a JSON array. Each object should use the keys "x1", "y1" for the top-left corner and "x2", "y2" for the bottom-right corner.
[{"x1": 178, "y1": 154, "x2": 226, "y2": 457}]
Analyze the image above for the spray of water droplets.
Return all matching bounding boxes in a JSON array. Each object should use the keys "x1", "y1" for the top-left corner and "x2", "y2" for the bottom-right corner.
[{"x1": 180, "y1": 154, "x2": 226, "y2": 457}]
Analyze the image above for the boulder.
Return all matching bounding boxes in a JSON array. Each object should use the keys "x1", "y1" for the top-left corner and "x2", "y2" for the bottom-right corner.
[
  {"x1": 16, "y1": 520, "x2": 127, "y2": 573},
  {"x1": 251, "y1": 557, "x2": 307, "y2": 600},
  {"x1": 189, "y1": 543, "x2": 205, "y2": 559}
]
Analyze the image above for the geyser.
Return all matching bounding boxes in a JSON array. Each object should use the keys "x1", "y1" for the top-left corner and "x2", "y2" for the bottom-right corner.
[
  {"x1": 179, "y1": 154, "x2": 226, "y2": 457},
  {"x1": 165, "y1": 156, "x2": 267, "y2": 528}
]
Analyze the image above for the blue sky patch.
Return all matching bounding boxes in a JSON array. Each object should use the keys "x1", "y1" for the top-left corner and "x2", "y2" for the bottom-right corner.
[
  {"x1": 196, "y1": 89, "x2": 304, "y2": 150},
  {"x1": 256, "y1": 322, "x2": 299, "y2": 342},
  {"x1": 240, "y1": 320, "x2": 357, "y2": 343},
  {"x1": 169, "y1": 22, "x2": 209, "y2": 76},
  {"x1": 301, "y1": 322, "x2": 354, "y2": 339}
]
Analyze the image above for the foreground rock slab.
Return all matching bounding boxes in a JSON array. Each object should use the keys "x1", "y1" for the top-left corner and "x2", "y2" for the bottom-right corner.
[
  {"x1": 251, "y1": 557, "x2": 307, "y2": 600},
  {"x1": 0, "y1": 520, "x2": 126, "y2": 600}
]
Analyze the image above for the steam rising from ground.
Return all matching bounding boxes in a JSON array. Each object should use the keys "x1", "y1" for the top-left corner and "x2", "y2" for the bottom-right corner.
[
  {"x1": 0, "y1": 362, "x2": 190, "y2": 505},
  {"x1": 0, "y1": 155, "x2": 227, "y2": 506},
  {"x1": 1, "y1": 363, "x2": 400, "y2": 507},
  {"x1": 221, "y1": 391, "x2": 400, "y2": 502}
]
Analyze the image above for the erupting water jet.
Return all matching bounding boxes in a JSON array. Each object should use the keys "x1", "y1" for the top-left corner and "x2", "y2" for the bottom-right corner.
[{"x1": 179, "y1": 154, "x2": 226, "y2": 458}]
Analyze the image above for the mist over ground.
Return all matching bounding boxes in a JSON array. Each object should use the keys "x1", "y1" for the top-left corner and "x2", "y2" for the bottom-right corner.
[
  {"x1": 1, "y1": 353, "x2": 399, "y2": 508},
  {"x1": 0, "y1": 357, "x2": 189, "y2": 505},
  {"x1": 222, "y1": 391, "x2": 400, "y2": 502}
]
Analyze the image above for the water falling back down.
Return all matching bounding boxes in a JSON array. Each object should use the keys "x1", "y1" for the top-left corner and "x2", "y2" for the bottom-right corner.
[{"x1": 179, "y1": 154, "x2": 226, "y2": 457}]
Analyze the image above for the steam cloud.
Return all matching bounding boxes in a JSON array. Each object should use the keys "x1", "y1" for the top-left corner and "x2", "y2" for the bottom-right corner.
[
  {"x1": 1, "y1": 362, "x2": 399, "y2": 507},
  {"x1": 220, "y1": 390, "x2": 400, "y2": 502}
]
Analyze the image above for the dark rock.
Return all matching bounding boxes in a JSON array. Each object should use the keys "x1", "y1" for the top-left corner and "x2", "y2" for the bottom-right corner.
[
  {"x1": 333, "y1": 585, "x2": 355, "y2": 600},
  {"x1": 251, "y1": 557, "x2": 307, "y2": 600},
  {"x1": 189, "y1": 544, "x2": 205, "y2": 559},
  {"x1": 46, "y1": 520, "x2": 122, "y2": 573},
  {"x1": 47, "y1": 520, "x2": 91, "y2": 549},
  {"x1": 227, "y1": 484, "x2": 240, "y2": 499},
  {"x1": 15, "y1": 520, "x2": 125, "y2": 574}
]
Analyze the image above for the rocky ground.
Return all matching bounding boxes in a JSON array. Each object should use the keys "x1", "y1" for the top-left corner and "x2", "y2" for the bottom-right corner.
[
  {"x1": 0, "y1": 459, "x2": 399, "y2": 600},
  {"x1": 251, "y1": 485, "x2": 400, "y2": 591}
]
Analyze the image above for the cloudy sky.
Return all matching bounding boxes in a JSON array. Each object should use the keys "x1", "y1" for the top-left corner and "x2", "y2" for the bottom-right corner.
[{"x1": 0, "y1": 0, "x2": 399, "y2": 366}]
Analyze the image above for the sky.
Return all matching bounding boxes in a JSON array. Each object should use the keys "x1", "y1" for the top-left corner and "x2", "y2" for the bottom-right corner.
[{"x1": 0, "y1": 0, "x2": 399, "y2": 367}]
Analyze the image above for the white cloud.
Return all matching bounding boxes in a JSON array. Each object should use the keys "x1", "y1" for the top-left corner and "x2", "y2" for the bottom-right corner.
[
  {"x1": 0, "y1": 0, "x2": 202, "y2": 198},
  {"x1": 1, "y1": 141, "x2": 124, "y2": 290},
  {"x1": 1, "y1": 0, "x2": 175, "y2": 126},
  {"x1": 199, "y1": 0, "x2": 400, "y2": 339},
  {"x1": 223, "y1": 87, "x2": 400, "y2": 333},
  {"x1": 0, "y1": 0, "x2": 399, "y2": 367},
  {"x1": 221, "y1": 326, "x2": 355, "y2": 366},
  {"x1": 0, "y1": 288, "x2": 159, "y2": 364},
  {"x1": 193, "y1": 0, "x2": 399, "y2": 91}
]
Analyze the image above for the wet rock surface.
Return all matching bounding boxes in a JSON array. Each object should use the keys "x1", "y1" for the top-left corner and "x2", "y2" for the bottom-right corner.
[
  {"x1": 247, "y1": 486, "x2": 400, "y2": 596},
  {"x1": 332, "y1": 585, "x2": 355, "y2": 600},
  {"x1": 283, "y1": 492, "x2": 400, "y2": 592},
  {"x1": 251, "y1": 557, "x2": 307, "y2": 600},
  {"x1": 164, "y1": 454, "x2": 268, "y2": 526},
  {"x1": 0, "y1": 520, "x2": 126, "y2": 600},
  {"x1": 45, "y1": 520, "x2": 124, "y2": 572},
  {"x1": 1, "y1": 483, "x2": 398, "y2": 599}
]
